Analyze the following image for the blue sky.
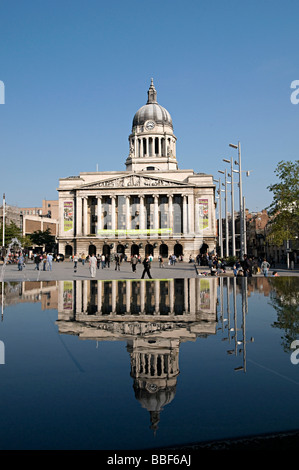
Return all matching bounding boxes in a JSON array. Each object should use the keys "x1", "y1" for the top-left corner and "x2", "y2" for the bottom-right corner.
[{"x1": 0, "y1": 0, "x2": 298, "y2": 212}]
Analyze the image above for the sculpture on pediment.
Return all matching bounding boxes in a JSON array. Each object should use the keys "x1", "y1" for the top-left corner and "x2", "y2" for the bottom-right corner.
[{"x1": 92, "y1": 175, "x2": 181, "y2": 188}]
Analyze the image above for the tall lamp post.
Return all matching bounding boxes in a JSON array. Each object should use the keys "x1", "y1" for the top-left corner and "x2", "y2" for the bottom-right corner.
[
  {"x1": 223, "y1": 158, "x2": 236, "y2": 257},
  {"x1": 218, "y1": 169, "x2": 229, "y2": 257},
  {"x1": 229, "y1": 142, "x2": 244, "y2": 259},
  {"x1": 2, "y1": 193, "x2": 5, "y2": 252},
  {"x1": 214, "y1": 178, "x2": 223, "y2": 258}
]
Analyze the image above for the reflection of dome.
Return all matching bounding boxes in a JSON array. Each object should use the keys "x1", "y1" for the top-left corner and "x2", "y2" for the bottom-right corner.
[
  {"x1": 132, "y1": 79, "x2": 173, "y2": 129},
  {"x1": 134, "y1": 383, "x2": 176, "y2": 434}
]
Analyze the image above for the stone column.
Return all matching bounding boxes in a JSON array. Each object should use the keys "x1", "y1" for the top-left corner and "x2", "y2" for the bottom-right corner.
[
  {"x1": 155, "y1": 280, "x2": 160, "y2": 314},
  {"x1": 76, "y1": 196, "x2": 82, "y2": 236},
  {"x1": 111, "y1": 196, "x2": 116, "y2": 231},
  {"x1": 97, "y1": 280, "x2": 102, "y2": 315},
  {"x1": 153, "y1": 195, "x2": 159, "y2": 230},
  {"x1": 111, "y1": 280, "x2": 116, "y2": 314},
  {"x1": 194, "y1": 197, "x2": 199, "y2": 234},
  {"x1": 126, "y1": 280, "x2": 131, "y2": 314},
  {"x1": 139, "y1": 195, "x2": 145, "y2": 231},
  {"x1": 126, "y1": 195, "x2": 131, "y2": 230},
  {"x1": 97, "y1": 196, "x2": 102, "y2": 234},
  {"x1": 169, "y1": 279, "x2": 174, "y2": 314},
  {"x1": 183, "y1": 195, "x2": 188, "y2": 236},
  {"x1": 188, "y1": 194, "x2": 195, "y2": 234},
  {"x1": 83, "y1": 197, "x2": 88, "y2": 236},
  {"x1": 168, "y1": 194, "x2": 173, "y2": 235},
  {"x1": 59, "y1": 197, "x2": 64, "y2": 236}
]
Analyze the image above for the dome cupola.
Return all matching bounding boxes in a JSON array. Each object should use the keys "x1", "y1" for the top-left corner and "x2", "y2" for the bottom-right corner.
[{"x1": 126, "y1": 79, "x2": 178, "y2": 172}]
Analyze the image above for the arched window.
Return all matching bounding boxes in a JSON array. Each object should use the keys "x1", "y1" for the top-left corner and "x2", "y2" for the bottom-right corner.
[
  {"x1": 89, "y1": 244, "x2": 96, "y2": 256},
  {"x1": 159, "y1": 244, "x2": 168, "y2": 258},
  {"x1": 65, "y1": 245, "x2": 73, "y2": 258}
]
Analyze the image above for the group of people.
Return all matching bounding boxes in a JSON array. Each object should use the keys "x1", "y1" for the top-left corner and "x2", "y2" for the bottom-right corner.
[
  {"x1": 83, "y1": 253, "x2": 153, "y2": 279},
  {"x1": 33, "y1": 253, "x2": 54, "y2": 271},
  {"x1": 232, "y1": 256, "x2": 272, "y2": 277}
]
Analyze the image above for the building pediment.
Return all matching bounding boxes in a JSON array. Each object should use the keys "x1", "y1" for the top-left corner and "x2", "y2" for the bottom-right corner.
[{"x1": 78, "y1": 174, "x2": 189, "y2": 189}]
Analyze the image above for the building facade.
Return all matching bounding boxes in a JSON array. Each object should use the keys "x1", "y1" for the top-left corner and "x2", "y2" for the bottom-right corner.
[{"x1": 57, "y1": 80, "x2": 216, "y2": 259}]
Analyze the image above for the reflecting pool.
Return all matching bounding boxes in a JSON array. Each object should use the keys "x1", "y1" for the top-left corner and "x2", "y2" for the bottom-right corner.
[{"x1": 0, "y1": 277, "x2": 298, "y2": 450}]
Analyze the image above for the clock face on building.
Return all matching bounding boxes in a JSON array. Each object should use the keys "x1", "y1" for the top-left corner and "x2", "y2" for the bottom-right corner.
[{"x1": 145, "y1": 120, "x2": 155, "y2": 131}]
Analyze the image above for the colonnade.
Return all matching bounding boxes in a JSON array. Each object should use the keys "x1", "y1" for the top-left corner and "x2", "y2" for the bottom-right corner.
[
  {"x1": 74, "y1": 193, "x2": 199, "y2": 236},
  {"x1": 68, "y1": 278, "x2": 215, "y2": 317},
  {"x1": 130, "y1": 134, "x2": 175, "y2": 158}
]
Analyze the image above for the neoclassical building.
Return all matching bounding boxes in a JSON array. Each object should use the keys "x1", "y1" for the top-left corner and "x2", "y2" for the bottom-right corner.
[{"x1": 57, "y1": 80, "x2": 216, "y2": 259}]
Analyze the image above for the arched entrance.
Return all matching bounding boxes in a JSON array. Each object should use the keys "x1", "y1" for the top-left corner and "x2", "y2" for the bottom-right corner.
[
  {"x1": 131, "y1": 244, "x2": 139, "y2": 257},
  {"x1": 174, "y1": 243, "x2": 183, "y2": 258},
  {"x1": 65, "y1": 245, "x2": 73, "y2": 258},
  {"x1": 159, "y1": 243, "x2": 168, "y2": 258},
  {"x1": 89, "y1": 244, "x2": 96, "y2": 256},
  {"x1": 145, "y1": 243, "x2": 154, "y2": 257},
  {"x1": 117, "y1": 244, "x2": 125, "y2": 255},
  {"x1": 103, "y1": 244, "x2": 110, "y2": 256}
]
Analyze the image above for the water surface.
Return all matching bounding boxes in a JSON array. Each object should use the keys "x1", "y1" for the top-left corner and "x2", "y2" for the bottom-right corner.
[{"x1": 0, "y1": 277, "x2": 298, "y2": 450}]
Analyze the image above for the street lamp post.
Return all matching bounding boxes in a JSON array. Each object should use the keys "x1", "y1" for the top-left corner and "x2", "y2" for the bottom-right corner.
[
  {"x1": 229, "y1": 142, "x2": 244, "y2": 259},
  {"x1": 223, "y1": 158, "x2": 236, "y2": 257},
  {"x1": 214, "y1": 178, "x2": 223, "y2": 258},
  {"x1": 218, "y1": 169, "x2": 229, "y2": 257},
  {"x1": 2, "y1": 193, "x2": 5, "y2": 251}
]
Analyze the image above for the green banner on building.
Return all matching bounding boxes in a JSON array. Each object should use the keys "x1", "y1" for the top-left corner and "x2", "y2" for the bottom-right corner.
[{"x1": 97, "y1": 228, "x2": 172, "y2": 236}]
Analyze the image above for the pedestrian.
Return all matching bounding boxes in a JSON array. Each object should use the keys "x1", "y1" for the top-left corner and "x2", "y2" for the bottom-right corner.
[
  {"x1": 81, "y1": 253, "x2": 86, "y2": 265},
  {"x1": 158, "y1": 254, "x2": 164, "y2": 268},
  {"x1": 261, "y1": 258, "x2": 270, "y2": 277},
  {"x1": 141, "y1": 256, "x2": 152, "y2": 279},
  {"x1": 89, "y1": 254, "x2": 97, "y2": 278},
  {"x1": 42, "y1": 254, "x2": 47, "y2": 271},
  {"x1": 242, "y1": 254, "x2": 253, "y2": 277},
  {"x1": 73, "y1": 254, "x2": 78, "y2": 270},
  {"x1": 18, "y1": 254, "x2": 24, "y2": 271},
  {"x1": 47, "y1": 253, "x2": 53, "y2": 271},
  {"x1": 131, "y1": 255, "x2": 138, "y2": 272},
  {"x1": 115, "y1": 254, "x2": 120, "y2": 271},
  {"x1": 101, "y1": 254, "x2": 106, "y2": 269}
]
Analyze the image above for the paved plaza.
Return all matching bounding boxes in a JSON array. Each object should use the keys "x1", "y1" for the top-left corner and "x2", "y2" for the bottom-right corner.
[{"x1": 0, "y1": 259, "x2": 298, "y2": 282}]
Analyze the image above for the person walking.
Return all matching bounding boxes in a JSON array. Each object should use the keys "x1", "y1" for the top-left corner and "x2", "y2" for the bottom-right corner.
[
  {"x1": 89, "y1": 254, "x2": 97, "y2": 278},
  {"x1": 261, "y1": 258, "x2": 270, "y2": 277},
  {"x1": 73, "y1": 254, "x2": 78, "y2": 270},
  {"x1": 47, "y1": 253, "x2": 53, "y2": 271},
  {"x1": 141, "y1": 256, "x2": 152, "y2": 279},
  {"x1": 114, "y1": 254, "x2": 120, "y2": 271},
  {"x1": 158, "y1": 255, "x2": 164, "y2": 268},
  {"x1": 17, "y1": 254, "x2": 24, "y2": 271},
  {"x1": 131, "y1": 255, "x2": 138, "y2": 272},
  {"x1": 34, "y1": 254, "x2": 40, "y2": 270},
  {"x1": 101, "y1": 254, "x2": 106, "y2": 269}
]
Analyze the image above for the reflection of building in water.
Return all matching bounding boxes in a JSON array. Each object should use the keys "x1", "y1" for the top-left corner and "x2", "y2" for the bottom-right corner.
[
  {"x1": 1, "y1": 281, "x2": 58, "y2": 312},
  {"x1": 57, "y1": 278, "x2": 217, "y2": 432}
]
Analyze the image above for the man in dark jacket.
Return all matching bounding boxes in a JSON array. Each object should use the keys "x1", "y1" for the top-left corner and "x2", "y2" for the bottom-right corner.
[
  {"x1": 141, "y1": 256, "x2": 152, "y2": 279},
  {"x1": 243, "y1": 254, "x2": 253, "y2": 277}
]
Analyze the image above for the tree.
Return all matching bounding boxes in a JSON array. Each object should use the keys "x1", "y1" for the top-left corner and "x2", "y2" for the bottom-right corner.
[
  {"x1": 0, "y1": 221, "x2": 22, "y2": 247},
  {"x1": 29, "y1": 228, "x2": 55, "y2": 248},
  {"x1": 266, "y1": 160, "x2": 299, "y2": 246}
]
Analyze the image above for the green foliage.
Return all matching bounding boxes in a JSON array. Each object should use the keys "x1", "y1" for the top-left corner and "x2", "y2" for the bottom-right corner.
[
  {"x1": 29, "y1": 228, "x2": 55, "y2": 247},
  {"x1": 267, "y1": 160, "x2": 299, "y2": 245},
  {"x1": 0, "y1": 221, "x2": 22, "y2": 247}
]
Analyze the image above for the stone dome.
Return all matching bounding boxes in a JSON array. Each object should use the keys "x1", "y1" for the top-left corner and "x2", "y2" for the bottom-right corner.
[{"x1": 132, "y1": 79, "x2": 173, "y2": 129}]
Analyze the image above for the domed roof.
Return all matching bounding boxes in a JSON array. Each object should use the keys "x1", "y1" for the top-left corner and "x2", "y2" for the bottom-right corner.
[{"x1": 132, "y1": 79, "x2": 173, "y2": 129}]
